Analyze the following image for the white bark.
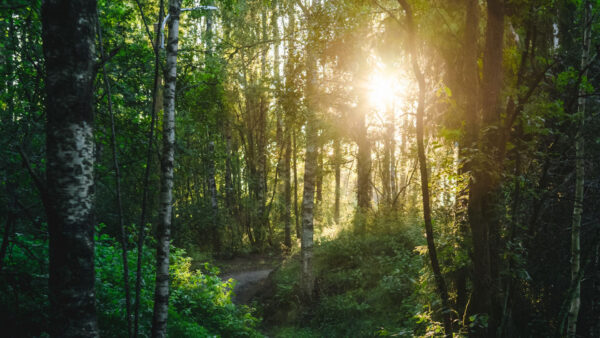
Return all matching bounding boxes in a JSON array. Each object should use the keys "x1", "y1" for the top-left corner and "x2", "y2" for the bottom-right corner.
[
  {"x1": 151, "y1": 0, "x2": 181, "y2": 336},
  {"x1": 300, "y1": 0, "x2": 319, "y2": 301}
]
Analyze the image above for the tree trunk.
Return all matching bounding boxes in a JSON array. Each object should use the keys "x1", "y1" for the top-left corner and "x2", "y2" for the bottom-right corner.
[
  {"x1": 134, "y1": 6, "x2": 164, "y2": 336},
  {"x1": 96, "y1": 11, "x2": 132, "y2": 336},
  {"x1": 207, "y1": 140, "x2": 220, "y2": 252},
  {"x1": 0, "y1": 182, "x2": 16, "y2": 273},
  {"x1": 41, "y1": 0, "x2": 99, "y2": 335},
  {"x1": 316, "y1": 144, "x2": 324, "y2": 204},
  {"x1": 301, "y1": 97, "x2": 317, "y2": 302},
  {"x1": 567, "y1": 1, "x2": 591, "y2": 336},
  {"x1": 204, "y1": 0, "x2": 219, "y2": 253},
  {"x1": 293, "y1": 129, "x2": 301, "y2": 238},
  {"x1": 389, "y1": 103, "x2": 397, "y2": 206},
  {"x1": 356, "y1": 100, "x2": 371, "y2": 213},
  {"x1": 333, "y1": 137, "x2": 341, "y2": 223},
  {"x1": 454, "y1": 0, "x2": 479, "y2": 322},
  {"x1": 283, "y1": 128, "x2": 292, "y2": 248},
  {"x1": 398, "y1": 0, "x2": 452, "y2": 335},
  {"x1": 301, "y1": 2, "x2": 319, "y2": 299},
  {"x1": 382, "y1": 105, "x2": 393, "y2": 206},
  {"x1": 151, "y1": 0, "x2": 181, "y2": 336},
  {"x1": 466, "y1": 0, "x2": 505, "y2": 335}
]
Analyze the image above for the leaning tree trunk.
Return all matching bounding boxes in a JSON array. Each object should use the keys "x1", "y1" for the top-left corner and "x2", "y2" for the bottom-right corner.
[
  {"x1": 96, "y1": 11, "x2": 132, "y2": 336},
  {"x1": 567, "y1": 1, "x2": 591, "y2": 336},
  {"x1": 398, "y1": 0, "x2": 452, "y2": 335},
  {"x1": 135, "y1": 6, "x2": 164, "y2": 337},
  {"x1": 41, "y1": 0, "x2": 99, "y2": 335},
  {"x1": 151, "y1": 0, "x2": 181, "y2": 336}
]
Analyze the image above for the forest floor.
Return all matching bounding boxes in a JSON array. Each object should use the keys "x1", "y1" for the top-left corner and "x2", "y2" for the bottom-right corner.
[{"x1": 216, "y1": 253, "x2": 282, "y2": 304}]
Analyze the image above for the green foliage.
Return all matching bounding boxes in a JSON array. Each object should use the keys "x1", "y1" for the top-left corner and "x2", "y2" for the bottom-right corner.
[
  {"x1": 0, "y1": 227, "x2": 261, "y2": 337},
  {"x1": 95, "y1": 228, "x2": 262, "y2": 337},
  {"x1": 169, "y1": 251, "x2": 262, "y2": 337},
  {"x1": 0, "y1": 232, "x2": 49, "y2": 337},
  {"x1": 264, "y1": 222, "x2": 428, "y2": 337}
]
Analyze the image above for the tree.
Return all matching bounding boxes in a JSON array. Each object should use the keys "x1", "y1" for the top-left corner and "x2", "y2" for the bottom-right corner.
[
  {"x1": 151, "y1": 0, "x2": 182, "y2": 335},
  {"x1": 397, "y1": 0, "x2": 452, "y2": 334},
  {"x1": 41, "y1": 0, "x2": 99, "y2": 335},
  {"x1": 300, "y1": 0, "x2": 320, "y2": 301},
  {"x1": 567, "y1": 1, "x2": 592, "y2": 336},
  {"x1": 465, "y1": 0, "x2": 505, "y2": 334}
]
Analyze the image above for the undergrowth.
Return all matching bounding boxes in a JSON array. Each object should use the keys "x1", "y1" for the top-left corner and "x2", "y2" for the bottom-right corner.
[{"x1": 260, "y1": 215, "x2": 446, "y2": 337}]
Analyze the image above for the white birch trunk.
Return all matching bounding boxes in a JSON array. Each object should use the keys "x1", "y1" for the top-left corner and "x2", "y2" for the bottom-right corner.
[
  {"x1": 300, "y1": 0, "x2": 320, "y2": 300},
  {"x1": 151, "y1": 0, "x2": 181, "y2": 336}
]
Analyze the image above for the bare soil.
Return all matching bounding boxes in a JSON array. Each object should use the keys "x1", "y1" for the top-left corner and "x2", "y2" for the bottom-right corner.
[{"x1": 216, "y1": 253, "x2": 282, "y2": 304}]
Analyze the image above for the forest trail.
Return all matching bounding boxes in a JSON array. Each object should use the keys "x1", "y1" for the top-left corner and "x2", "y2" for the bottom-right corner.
[{"x1": 216, "y1": 254, "x2": 281, "y2": 304}]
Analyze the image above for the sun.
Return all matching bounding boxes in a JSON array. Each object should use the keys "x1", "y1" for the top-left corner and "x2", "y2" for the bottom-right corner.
[{"x1": 367, "y1": 70, "x2": 407, "y2": 112}]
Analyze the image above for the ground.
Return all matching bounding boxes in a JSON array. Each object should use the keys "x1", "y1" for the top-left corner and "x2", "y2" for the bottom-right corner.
[{"x1": 215, "y1": 253, "x2": 282, "y2": 304}]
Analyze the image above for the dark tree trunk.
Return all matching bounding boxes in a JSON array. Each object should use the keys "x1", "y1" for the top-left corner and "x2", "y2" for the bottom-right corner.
[
  {"x1": 41, "y1": 0, "x2": 99, "y2": 335},
  {"x1": 316, "y1": 144, "x2": 324, "y2": 204},
  {"x1": 356, "y1": 104, "x2": 371, "y2": 213},
  {"x1": 208, "y1": 141, "x2": 220, "y2": 252},
  {"x1": 333, "y1": 137, "x2": 341, "y2": 223},
  {"x1": 466, "y1": 0, "x2": 505, "y2": 336},
  {"x1": 96, "y1": 11, "x2": 132, "y2": 336},
  {"x1": 454, "y1": 0, "x2": 480, "y2": 323},
  {"x1": 0, "y1": 182, "x2": 16, "y2": 273},
  {"x1": 398, "y1": 0, "x2": 453, "y2": 335},
  {"x1": 283, "y1": 129, "x2": 292, "y2": 248},
  {"x1": 293, "y1": 129, "x2": 301, "y2": 239},
  {"x1": 134, "y1": 4, "x2": 164, "y2": 336}
]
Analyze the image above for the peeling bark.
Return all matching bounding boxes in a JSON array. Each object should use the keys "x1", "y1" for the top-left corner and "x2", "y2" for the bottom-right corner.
[{"x1": 42, "y1": 0, "x2": 99, "y2": 335}]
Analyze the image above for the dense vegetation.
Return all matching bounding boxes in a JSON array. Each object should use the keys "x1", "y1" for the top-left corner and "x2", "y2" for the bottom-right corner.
[{"x1": 1, "y1": 0, "x2": 600, "y2": 336}]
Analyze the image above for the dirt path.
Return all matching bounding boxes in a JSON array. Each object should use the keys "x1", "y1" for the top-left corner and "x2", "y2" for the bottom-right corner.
[
  {"x1": 215, "y1": 254, "x2": 281, "y2": 304},
  {"x1": 223, "y1": 268, "x2": 275, "y2": 304}
]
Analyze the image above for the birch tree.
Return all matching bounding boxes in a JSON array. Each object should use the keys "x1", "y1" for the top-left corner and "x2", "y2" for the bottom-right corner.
[
  {"x1": 41, "y1": 0, "x2": 99, "y2": 335},
  {"x1": 151, "y1": 0, "x2": 182, "y2": 335},
  {"x1": 300, "y1": 0, "x2": 320, "y2": 301}
]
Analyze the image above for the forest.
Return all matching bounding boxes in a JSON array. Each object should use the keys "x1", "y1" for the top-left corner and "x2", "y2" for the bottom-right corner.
[{"x1": 1, "y1": 0, "x2": 600, "y2": 336}]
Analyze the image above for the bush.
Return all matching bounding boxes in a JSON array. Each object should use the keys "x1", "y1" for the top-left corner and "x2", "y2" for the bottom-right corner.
[
  {"x1": 0, "y1": 225, "x2": 262, "y2": 337},
  {"x1": 263, "y1": 223, "x2": 424, "y2": 337},
  {"x1": 95, "y1": 229, "x2": 262, "y2": 337}
]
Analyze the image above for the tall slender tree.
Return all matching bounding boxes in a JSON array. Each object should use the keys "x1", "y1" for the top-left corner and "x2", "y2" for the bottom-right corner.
[
  {"x1": 397, "y1": 0, "x2": 452, "y2": 335},
  {"x1": 151, "y1": 0, "x2": 182, "y2": 335},
  {"x1": 300, "y1": 0, "x2": 320, "y2": 301},
  {"x1": 96, "y1": 10, "x2": 132, "y2": 336},
  {"x1": 134, "y1": 4, "x2": 164, "y2": 336},
  {"x1": 466, "y1": 0, "x2": 505, "y2": 334},
  {"x1": 567, "y1": 1, "x2": 592, "y2": 336}
]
